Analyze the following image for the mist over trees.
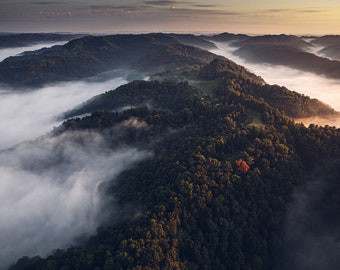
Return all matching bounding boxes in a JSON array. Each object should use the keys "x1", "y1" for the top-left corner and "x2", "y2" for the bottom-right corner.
[
  {"x1": 9, "y1": 75, "x2": 340, "y2": 270},
  {"x1": 0, "y1": 33, "x2": 339, "y2": 269}
]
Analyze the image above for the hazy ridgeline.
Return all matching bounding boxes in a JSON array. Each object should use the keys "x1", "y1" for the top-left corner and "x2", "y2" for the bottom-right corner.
[
  {"x1": 0, "y1": 42, "x2": 67, "y2": 62},
  {"x1": 210, "y1": 42, "x2": 340, "y2": 126}
]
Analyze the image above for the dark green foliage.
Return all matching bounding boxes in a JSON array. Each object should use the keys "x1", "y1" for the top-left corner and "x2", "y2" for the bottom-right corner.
[
  {"x1": 198, "y1": 57, "x2": 264, "y2": 84},
  {"x1": 6, "y1": 33, "x2": 340, "y2": 269},
  {"x1": 10, "y1": 75, "x2": 340, "y2": 269},
  {"x1": 64, "y1": 56, "x2": 335, "y2": 121},
  {"x1": 63, "y1": 80, "x2": 201, "y2": 119},
  {"x1": 250, "y1": 84, "x2": 336, "y2": 118}
]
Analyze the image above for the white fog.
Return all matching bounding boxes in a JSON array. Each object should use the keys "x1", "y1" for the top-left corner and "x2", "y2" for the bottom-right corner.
[
  {"x1": 0, "y1": 42, "x2": 67, "y2": 62},
  {"x1": 0, "y1": 78, "x2": 127, "y2": 150},
  {"x1": 0, "y1": 45, "x2": 136, "y2": 268},
  {"x1": 0, "y1": 131, "x2": 150, "y2": 269}
]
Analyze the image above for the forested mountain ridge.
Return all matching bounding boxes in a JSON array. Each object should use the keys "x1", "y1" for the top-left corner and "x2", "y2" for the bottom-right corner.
[
  {"x1": 10, "y1": 80, "x2": 340, "y2": 269},
  {"x1": 0, "y1": 33, "x2": 215, "y2": 87},
  {"x1": 64, "y1": 57, "x2": 336, "y2": 120}
]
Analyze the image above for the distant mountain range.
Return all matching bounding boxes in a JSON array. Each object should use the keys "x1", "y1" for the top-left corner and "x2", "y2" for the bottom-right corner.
[
  {"x1": 207, "y1": 33, "x2": 340, "y2": 79},
  {"x1": 2, "y1": 32, "x2": 340, "y2": 87},
  {"x1": 0, "y1": 33, "x2": 84, "y2": 49},
  {"x1": 0, "y1": 34, "x2": 216, "y2": 87},
  {"x1": 0, "y1": 32, "x2": 337, "y2": 119}
]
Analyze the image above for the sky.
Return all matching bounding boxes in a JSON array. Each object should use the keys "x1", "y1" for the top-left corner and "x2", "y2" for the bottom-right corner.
[{"x1": 1, "y1": 0, "x2": 340, "y2": 35}]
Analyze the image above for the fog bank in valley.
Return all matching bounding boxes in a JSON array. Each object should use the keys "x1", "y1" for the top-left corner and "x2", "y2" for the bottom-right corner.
[
  {"x1": 0, "y1": 42, "x2": 67, "y2": 62},
  {"x1": 0, "y1": 45, "x2": 134, "y2": 268},
  {"x1": 0, "y1": 78, "x2": 127, "y2": 150},
  {"x1": 0, "y1": 131, "x2": 151, "y2": 269},
  {"x1": 0, "y1": 44, "x2": 128, "y2": 151},
  {"x1": 211, "y1": 42, "x2": 340, "y2": 127}
]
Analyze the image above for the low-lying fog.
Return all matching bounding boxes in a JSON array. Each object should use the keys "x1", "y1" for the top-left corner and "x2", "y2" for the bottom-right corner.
[
  {"x1": 0, "y1": 78, "x2": 127, "y2": 150},
  {"x1": 0, "y1": 42, "x2": 67, "y2": 62},
  {"x1": 0, "y1": 131, "x2": 150, "y2": 269},
  {"x1": 210, "y1": 42, "x2": 340, "y2": 127},
  {"x1": 0, "y1": 42, "x2": 129, "y2": 150},
  {"x1": 0, "y1": 45, "x2": 137, "y2": 268}
]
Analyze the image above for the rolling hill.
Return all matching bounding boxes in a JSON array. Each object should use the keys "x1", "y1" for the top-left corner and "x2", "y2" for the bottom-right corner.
[
  {"x1": 10, "y1": 77, "x2": 340, "y2": 270},
  {"x1": 0, "y1": 34, "x2": 215, "y2": 88}
]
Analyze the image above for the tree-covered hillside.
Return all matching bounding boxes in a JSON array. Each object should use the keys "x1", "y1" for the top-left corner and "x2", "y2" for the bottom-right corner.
[
  {"x1": 64, "y1": 57, "x2": 336, "y2": 120},
  {"x1": 0, "y1": 34, "x2": 215, "y2": 87},
  {"x1": 10, "y1": 75, "x2": 339, "y2": 269}
]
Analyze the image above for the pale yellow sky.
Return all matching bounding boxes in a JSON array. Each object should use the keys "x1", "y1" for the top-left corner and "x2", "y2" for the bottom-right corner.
[{"x1": 1, "y1": 0, "x2": 340, "y2": 34}]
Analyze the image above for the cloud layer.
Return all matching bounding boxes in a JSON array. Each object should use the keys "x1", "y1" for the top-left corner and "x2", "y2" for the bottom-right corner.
[
  {"x1": 0, "y1": 43, "x2": 127, "y2": 150},
  {"x1": 0, "y1": 78, "x2": 127, "y2": 150},
  {"x1": 0, "y1": 131, "x2": 150, "y2": 269},
  {"x1": 0, "y1": 45, "x2": 134, "y2": 268}
]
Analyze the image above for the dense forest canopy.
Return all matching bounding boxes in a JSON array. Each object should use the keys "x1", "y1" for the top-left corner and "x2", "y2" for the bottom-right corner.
[{"x1": 10, "y1": 81, "x2": 340, "y2": 270}]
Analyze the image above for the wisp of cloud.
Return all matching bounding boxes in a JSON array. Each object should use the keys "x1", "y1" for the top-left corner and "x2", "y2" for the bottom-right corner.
[
  {"x1": 0, "y1": 42, "x2": 67, "y2": 62},
  {"x1": 0, "y1": 130, "x2": 151, "y2": 269}
]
